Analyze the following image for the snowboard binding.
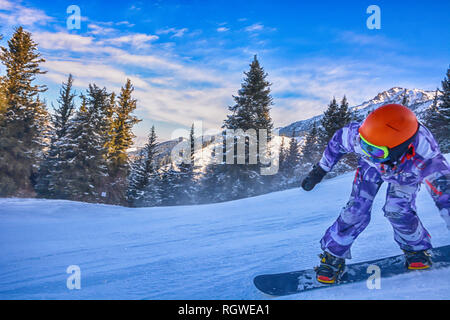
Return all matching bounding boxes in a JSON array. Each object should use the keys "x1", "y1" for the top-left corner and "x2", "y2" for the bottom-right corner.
[
  {"x1": 404, "y1": 250, "x2": 432, "y2": 270},
  {"x1": 314, "y1": 251, "x2": 346, "y2": 284}
]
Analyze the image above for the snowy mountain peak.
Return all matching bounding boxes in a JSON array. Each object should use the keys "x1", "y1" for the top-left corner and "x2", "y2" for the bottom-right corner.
[{"x1": 280, "y1": 87, "x2": 440, "y2": 137}]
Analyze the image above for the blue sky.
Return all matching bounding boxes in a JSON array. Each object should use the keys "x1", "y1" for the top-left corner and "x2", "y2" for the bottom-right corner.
[{"x1": 0, "y1": 0, "x2": 449, "y2": 141}]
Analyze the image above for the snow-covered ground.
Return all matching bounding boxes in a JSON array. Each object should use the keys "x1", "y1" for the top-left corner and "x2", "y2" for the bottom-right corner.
[{"x1": 1, "y1": 157, "x2": 449, "y2": 300}]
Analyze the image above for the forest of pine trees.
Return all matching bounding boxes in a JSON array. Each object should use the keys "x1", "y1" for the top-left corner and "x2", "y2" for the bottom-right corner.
[
  {"x1": 0, "y1": 28, "x2": 140, "y2": 205},
  {"x1": 0, "y1": 28, "x2": 449, "y2": 207},
  {"x1": 0, "y1": 27, "x2": 49, "y2": 196},
  {"x1": 423, "y1": 68, "x2": 450, "y2": 153}
]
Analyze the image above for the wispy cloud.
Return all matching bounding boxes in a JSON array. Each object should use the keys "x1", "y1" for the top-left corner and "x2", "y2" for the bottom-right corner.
[
  {"x1": 0, "y1": 0, "x2": 14, "y2": 10},
  {"x1": 116, "y1": 21, "x2": 135, "y2": 27},
  {"x1": 33, "y1": 32, "x2": 96, "y2": 52},
  {"x1": 244, "y1": 23, "x2": 277, "y2": 35},
  {"x1": 43, "y1": 60, "x2": 150, "y2": 89},
  {"x1": 88, "y1": 23, "x2": 117, "y2": 35},
  {"x1": 102, "y1": 33, "x2": 159, "y2": 48},
  {"x1": 0, "y1": 0, "x2": 52, "y2": 27},
  {"x1": 157, "y1": 27, "x2": 189, "y2": 38},
  {"x1": 337, "y1": 31, "x2": 395, "y2": 47},
  {"x1": 245, "y1": 23, "x2": 264, "y2": 32},
  {"x1": 217, "y1": 27, "x2": 230, "y2": 32}
]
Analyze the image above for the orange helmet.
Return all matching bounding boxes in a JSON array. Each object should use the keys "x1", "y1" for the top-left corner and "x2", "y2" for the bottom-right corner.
[{"x1": 359, "y1": 104, "x2": 419, "y2": 148}]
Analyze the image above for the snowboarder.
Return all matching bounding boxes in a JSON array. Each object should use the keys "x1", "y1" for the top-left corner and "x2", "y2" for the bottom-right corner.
[{"x1": 301, "y1": 104, "x2": 450, "y2": 284}]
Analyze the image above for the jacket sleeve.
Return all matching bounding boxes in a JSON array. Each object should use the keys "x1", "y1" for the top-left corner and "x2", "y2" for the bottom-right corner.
[
  {"x1": 318, "y1": 122, "x2": 360, "y2": 172},
  {"x1": 420, "y1": 154, "x2": 450, "y2": 229},
  {"x1": 416, "y1": 125, "x2": 450, "y2": 229}
]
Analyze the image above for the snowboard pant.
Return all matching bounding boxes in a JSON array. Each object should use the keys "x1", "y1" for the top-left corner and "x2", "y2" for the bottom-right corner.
[{"x1": 320, "y1": 161, "x2": 434, "y2": 259}]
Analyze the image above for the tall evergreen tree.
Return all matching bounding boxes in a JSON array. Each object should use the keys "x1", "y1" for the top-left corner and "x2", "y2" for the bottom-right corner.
[
  {"x1": 104, "y1": 92, "x2": 117, "y2": 162},
  {"x1": 273, "y1": 136, "x2": 289, "y2": 189},
  {"x1": 207, "y1": 55, "x2": 273, "y2": 201},
  {"x1": 223, "y1": 55, "x2": 274, "y2": 136},
  {"x1": 320, "y1": 96, "x2": 352, "y2": 146},
  {"x1": 319, "y1": 97, "x2": 340, "y2": 147},
  {"x1": 85, "y1": 84, "x2": 114, "y2": 152},
  {"x1": 436, "y1": 67, "x2": 450, "y2": 152},
  {"x1": 301, "y1": 121, "x2": 321, "y2": 167},
  {"x1": 319, "y1": 95, "x2": 358, "y2": 172},
  {"x1": 62, "y1": 85, "x2": 111, "y2": 202},
  {"x1": 157, "y1": 164, "x2": 180, "y2": 206},
  {"x1": 424, "y1": 67, "x2": 450, "y2": 152},
  {"x1": 36, "y1": 74, "x2": 76, "y2": 197},
  {"x1": 283, "y1": 132, "x2": 301, "y2": 185},
  {"x1": 54, "y1": 74, "x2": 76, "y2": 138},
  {"x1": 423, "y1": 89, "x2": 442, "y2": 135},
  {"x1": 0, "y1": 75, "x2": 6, "y2": 120},
  {"x1": 177, "y1": 123, "x2": 198, "y2": 204},
  {"x1": 285, "y1": 131, "x2": 299, "y2": 168},
  {"x1": 278, "y1": 136, "x2": 287, "y2": 173},
  {"x1": 127, "y1": 126, "x2": 159, "y2": 206},
  {"x1": 338, "y1": 95, "x2": 357, "y2": 168},
  {"x1": 107, "y1": 79, "x2": 141, "y2": 204},
  {"x1": 189, "y1": 123, "x2": 196, "y2": 163},
  {"x1": 338, "y1": 95, "x2": 352, "y2": 126},
  {"x1": 0, "y1": 27, "x2": 49, "y2": 196}
]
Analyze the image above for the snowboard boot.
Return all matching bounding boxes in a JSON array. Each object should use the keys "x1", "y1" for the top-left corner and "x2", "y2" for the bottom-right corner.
[
  {"x1": 315, "y1": 251, "x2": 345, "y2": 284},
  {"x1": 404, "y1": 250, "x2": 432, "y2": 270}
]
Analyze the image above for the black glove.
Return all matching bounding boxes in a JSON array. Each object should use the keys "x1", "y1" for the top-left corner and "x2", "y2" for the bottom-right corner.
[{"x1": 301, "y1": 164, "x2": 327, "y2": 191}]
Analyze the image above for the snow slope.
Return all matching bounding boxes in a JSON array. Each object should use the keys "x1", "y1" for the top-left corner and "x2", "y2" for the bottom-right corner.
[{"x1": 1, "y1": 156, "x2": 449, "y2": 300}]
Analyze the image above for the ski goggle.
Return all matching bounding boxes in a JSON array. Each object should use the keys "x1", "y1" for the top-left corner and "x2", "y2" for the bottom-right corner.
[{"x1": 359, "y1": 134, "x2": 390, "y2": 160}]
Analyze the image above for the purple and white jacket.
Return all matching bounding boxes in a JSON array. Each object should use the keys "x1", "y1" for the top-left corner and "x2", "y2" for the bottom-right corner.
[{"x1": 318, "y1": 122, "x2": 450, "y2": 258}]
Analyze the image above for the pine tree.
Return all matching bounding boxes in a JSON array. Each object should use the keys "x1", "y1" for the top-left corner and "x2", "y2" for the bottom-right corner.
[
  {"x1": 0, "y1": 27, "x2": 49, "y2": 196},
  {"x1": 158, "y1": 164, "x2": 180, "y2": 206},
  {"x1": 211, "y1": 55, "x2": 273, "y2": 201},
  {"x1": 104, "y1": 92, "x2": 117, "y2": 161},
  {"x1": 301, "y1": 121, "x2": 321, "y2": 167},
  {"x1": 36, "y1": 74, "x2": 76, "y2": 197},
  {"x1": 338, "y1": 95, "x2": 358, "y2": 169},
  {"x1": 274, "y1": 136, "x2": 289, "y2": 190},
  {"x1": 107, "y1": 79, "x2": 141, "y2": 204},
  {"x1": 423, "y1": 89, "x2": 441, "y2": 135},
  {"x1": 319, "y1": 97, "x2": 340, "y2": 147},
  {"x1": 223, "y1": 55, "x2": 274, "y2": 136},
  {"x1": 278, "y1": 136, "x2": 287, "y2": 173},
  {"x1": 54, "y1": 74, "x2": 76, "y2": 138},
  {"x1": 177, "y1": 123, "x2": 198, "y2": 204},
  {"x1": 424, "y1": 67, "x2": 450, "y2": 152},
  {"x1": 437, "y1": 67, "x2": 450, "y2": 152},
  {"x1": 62, "y1": 85, "x2": 111, "y2": 202},
  {"x1": 85, "y1": 84, "x2": 114, "y2": 150},
  {"x1": 127, "y1": 126, "x2": 159, "y2": 206},
  {"x1": 0, "y1": 76, "x2": 6, "y2": 120},
  {"x1": 320, "y1": 95, "x2": 353, "y2": 152},
  {"x1": 338, "y1": 95, "x2": 352, "y2": 126},
  {"x1": 223, "y1": 55, "x2": 273, "y2": 169},
  {"x1": 284, "y1": 132, "x2": 301, "y2": 185},
  {"x1": 189, "y1": 123, "x2": 195, "y2": 163}
]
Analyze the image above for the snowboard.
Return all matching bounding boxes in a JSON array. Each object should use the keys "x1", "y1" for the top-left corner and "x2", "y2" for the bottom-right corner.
[{"x1": 253, "y1": 244, "x2": 450, "y2": 297}]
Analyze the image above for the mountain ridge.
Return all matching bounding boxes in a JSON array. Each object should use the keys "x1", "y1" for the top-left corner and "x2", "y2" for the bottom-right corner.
[{"x1": 279, "y1": 87, "x2": 440, "y2": 137}]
